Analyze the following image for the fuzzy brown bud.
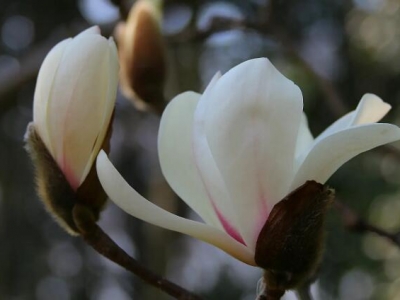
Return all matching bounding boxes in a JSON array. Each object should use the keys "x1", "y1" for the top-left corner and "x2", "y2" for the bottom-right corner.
[
  {"x1": 116, "y1": 0, "x2": 166, "y2": 114},
  {"x1": 25, "y1": 124, "x2": 79, "y2": 234},
  {"x1": 25, "y1": 122, "x2": 112, "y2": 235},
  {"x1": 255, "y1": 181, "x2": 335, "y2": 292},
  {"x1": 24, "y1": 27, "x2": 118, "y2": 234}
]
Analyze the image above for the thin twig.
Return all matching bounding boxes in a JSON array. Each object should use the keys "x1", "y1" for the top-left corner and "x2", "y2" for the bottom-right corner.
[
  {"x1": 334, "y1": 200, "x2": 400, "y2": 247},
  {"x1": 256, "y1": 289, "x2": 285, "y2": 300},
  {"x1": 167, "y1": 16, "x2": 263, "y2": 44},
  {"x1": 167, "y1": 13, "x2": 400, "y2": 160},
  {"x1": 167, "y1": 15, "x2": 348, "y2": 117},
  {"x1": 278, "y1": 35, "x2": 349, "y2": 116},
  {"x1": 73, "y1": 204, "x2": 203, "y2": 300}
]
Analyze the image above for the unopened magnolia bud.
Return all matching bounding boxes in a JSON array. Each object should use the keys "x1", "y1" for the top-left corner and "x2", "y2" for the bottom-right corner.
[
  {"x1": 116, "y1": 0, "x2": 166, "y2": 113},
  {"x1": 26, "y1": 27, "x2": 119, "y2": 234},
  {"x1": 25, "y1": 124, "x2": 79, "y2": 235},
  {"x1": 255, "y1": 181, "x2": 334, "y2": 291}
]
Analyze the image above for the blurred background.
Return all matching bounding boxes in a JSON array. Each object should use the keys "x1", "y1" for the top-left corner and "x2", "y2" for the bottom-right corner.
[{"x1": 1, "y1": 0, "x2": 400, "y2": 299}]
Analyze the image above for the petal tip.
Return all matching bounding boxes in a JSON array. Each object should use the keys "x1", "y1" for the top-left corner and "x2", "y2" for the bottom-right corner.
[
  {"x1": 80, "y1": 26, "x2": 101, "y2": 37},
  {"x1": 362, "y1": 93, "x2": 392, "y2": 110}
]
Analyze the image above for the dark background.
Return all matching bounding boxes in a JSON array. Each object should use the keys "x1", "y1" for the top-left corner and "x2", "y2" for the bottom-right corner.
[{"x1": 0, "y1": 0, "x2": 400, "y2": 299}]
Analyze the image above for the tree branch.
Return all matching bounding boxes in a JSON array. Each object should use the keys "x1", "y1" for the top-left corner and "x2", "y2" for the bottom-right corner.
[
  {"x1": 167, "y1": 16, "x2": 262, "y2": 43},
  {"x1": 0, "y1": 23, "x2": 81, "y2": 103},
  {"x1": 334, "y1": 200, "x2": 400, "y2": 247},
  {"x1": 167, "y1": 15, "x2": 348, "y2": 116},
  {"x1": 73, "y1": 204, "x2": 203, "y2": 300},
  {"x1": 167, "y1": 13, "x2": 400, "y2": 160},
  {"x1": 296, "y1": 284, "x2": 313, "y2": 300}
]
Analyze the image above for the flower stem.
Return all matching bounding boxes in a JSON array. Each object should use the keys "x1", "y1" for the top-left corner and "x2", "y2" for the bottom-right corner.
[
  {"x1": 296, "y1": 284, "x2": 313, "y2": 300},
  {"x1": 72, "y1": 203, "x2": 202, "y2": 300},
  {"x1": 257, "y1": 288, "x2": 285, "y2": 300}
]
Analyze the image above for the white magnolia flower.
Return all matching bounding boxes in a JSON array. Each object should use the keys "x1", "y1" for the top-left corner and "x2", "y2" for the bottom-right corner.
[
  {"x1": 96, "y1": 58, "x2": 400, "y2": 265},
  {"x1": 33, "y1": 26, "x2": 119, "y2": 191}
]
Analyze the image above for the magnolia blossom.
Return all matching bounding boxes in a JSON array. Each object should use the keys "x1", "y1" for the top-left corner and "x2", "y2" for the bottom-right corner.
[
  {"x1": 97, "y1": 58, "x2": 400, "y2": 265},
  {"x1": 33, "y1": 27, "x2": 119, "y2": 191}
]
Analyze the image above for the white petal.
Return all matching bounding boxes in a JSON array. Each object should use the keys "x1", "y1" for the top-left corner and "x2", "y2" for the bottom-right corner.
[
  {"x1": 291, "y1": 123, "x2": 400, "y2": 189},
  {"x1": 81, "y1": 37, "x2": 119, "y2": 184},
  {"x1": 33, "y1": 38, "x2": 71, "y2": 155},
  {"x1": 201, "y1": 58, "x2": 303, "y2": 249},
  {"x1": 77, "y1": 26, "x2": 101, "y2": 36},
  {"x1": 293, "y1": 113, "x2": 314, "y2": 173},
  {"x1": 315, "y1": 94, "x2": 391, "y2": 143},
  {"x1": 350, "y1": 94, "x2": 391, "y2": 125},
  {"x1": 158, "y1": 91, "x2": 220, "y2": 227},
  {"x1": 96, "y1": 151, "x2": 256, "y2": 265},
  {"x1": 295, "y1": 113, "x2": 314, "y2": 159},
  {"x1": 47, "y1": 32, "x2": 116, "y2": 188},
  {"x1": 193, "y1": 72, "x2": 245, "y2": 242},
  {"x1": 313, "y1": 111, "x2": 353, "y2": 145},
  {"x1": 202, "y1": 71, "x2": 221, "y2": 94}
]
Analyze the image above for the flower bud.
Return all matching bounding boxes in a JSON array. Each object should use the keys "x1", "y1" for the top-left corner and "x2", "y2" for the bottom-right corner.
[
  {"x1": 116, "y1": 0, "x2": 166, "y2": 113},
  {"x1": 25, "y1": 27, "x2": 119, "y2": 234},
  {"x1": 254, "y1": 181, "x2": 334, "y2": 291}
]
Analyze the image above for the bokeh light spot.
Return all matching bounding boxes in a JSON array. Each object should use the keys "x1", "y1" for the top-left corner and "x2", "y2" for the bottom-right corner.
[
  {"x1": 79, "y1": 0, "x2": 119, "y2": 25},
  {"x1": 1, "y1": 15, "x2": 34, "y2": 52}
]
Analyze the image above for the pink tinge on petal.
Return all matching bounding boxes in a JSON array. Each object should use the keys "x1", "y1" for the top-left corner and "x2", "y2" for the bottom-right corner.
[
  {"x1": 191, "y1": 123, "x2": 246, "y2": 245},
  {"x1": 191, "y1": 136, "x2": 245, "y2": 244},
  {"x1": 252, "y1": 197, "x2": 270, "y2": 244},
  {"x1": 211, "y1": 202, "x2": 246, "y2": 245},
  {"x1": 191, "y1": 146, "x2": 246, "y2": 245},
  {"x1": 250, "y1": 118, "x2": 272, "y2": 246},
  {"x1": 61, "y1": 160, "x2": 80, "y2": 191}
]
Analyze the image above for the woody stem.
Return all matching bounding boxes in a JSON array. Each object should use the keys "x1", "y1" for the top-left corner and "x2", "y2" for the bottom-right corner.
[
  {"x1": 72, "y1": 203, "x2": 202, "y2": 300},
  {"x1": 257, "y1": 288, "x2": 285, "y2": 300},
  {"x1": 296, "y1": 284, "x2": 313, "y2": 300}
]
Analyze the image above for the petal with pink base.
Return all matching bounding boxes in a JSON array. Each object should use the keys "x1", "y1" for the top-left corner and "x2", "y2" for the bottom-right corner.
[
  {"x1": 193, "y1": 72, "x2": 244, "y2": 241},
  {"x1": 97, "y1": 151, "x2": 256, "y2": 265},
  {"x1": 200, "y1": 58, "x2": 303, "y2": 249},
  {"x1": 158, "y1": 91, "x2": 221, "y2": 227}
]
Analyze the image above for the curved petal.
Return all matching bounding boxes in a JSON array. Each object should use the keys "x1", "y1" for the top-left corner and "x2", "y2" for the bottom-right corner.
[
  {"x1": 201, "y1": 58, "x2": 303, "y2": 249},
  {"x1": 193, "y1": 73, "x2": 245, "y2": 243},
  {"x1": 295, "y1": 113, "x2": 314, "y2": 159},
  {"x1": 315, "y1": 94, "x2": 391, "y2": 144},
  {"x1": 82, "y1": 37, "x2": 119, "y2": 184},
  {"x1": 48, "y1": 31, "x2": 117, "y2": 188},
  {"x1": 293, "y1": 113, "x2": 314, "y2": 173},
  {"x1": 96, "y1": 151, "x2": 256, "y2": 265},
  {"x1": 351, "y1": 94, "x2": 391, "y2": 125},
  {"x1": 291, "y1": 123, "x2": 400, "y2": 189},
  {"x1": 158, "y1": 91, "x2": 220, "y2": 227},
  {"x1": 33, "y1": 38, "x2": 71, "y2": 155}
]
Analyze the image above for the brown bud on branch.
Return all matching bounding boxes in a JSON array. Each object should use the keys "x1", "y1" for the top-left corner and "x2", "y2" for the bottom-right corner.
[
  {"x1": 25, "y1": 124, "x2": 79, "y2": 234},
  {"x1": 116, "y1": 0, "x2": 167, "y2": 114},
  {"x1": 25, "y1": 27, "x2": 118, "y2": 232},
  {"x1": 255, "y1": 181, "x2": 335, "y2": 293}
]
